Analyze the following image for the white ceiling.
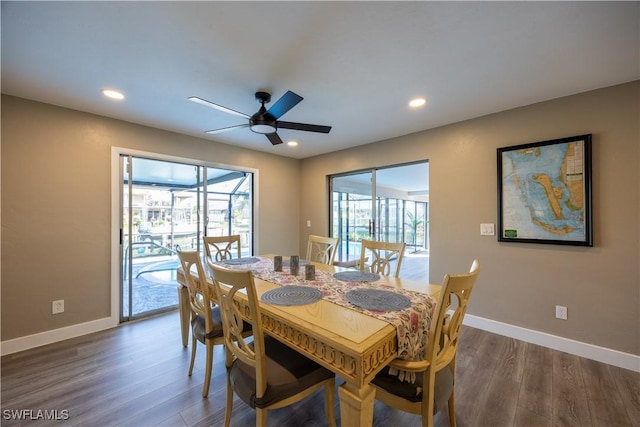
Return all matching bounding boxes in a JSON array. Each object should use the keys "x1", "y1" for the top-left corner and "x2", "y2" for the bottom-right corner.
[{"x1": 2, "y1": 1, "x2": 638, "y2": 160}]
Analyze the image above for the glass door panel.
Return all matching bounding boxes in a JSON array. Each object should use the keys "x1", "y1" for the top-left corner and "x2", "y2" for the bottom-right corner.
[
  {"x1": 120, "y1": 156, "x2": 254, "y2": 322},
  {"x1": 204, "y1": 168, "x2": 253, "y2": 257},
  {"x1": 331, "y1": 171, "x2": 374, "y2": 263},
  {"x1": 122, "y1": 158, "x2": 199, "y2": 320}
]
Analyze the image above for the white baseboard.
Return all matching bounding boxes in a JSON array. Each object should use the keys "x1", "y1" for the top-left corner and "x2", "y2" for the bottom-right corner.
[
  {"x1": 0, "y1": 317, "x2": 118, "y2": 356},
  {"x1": 463, "y1": 314, "x2": 640, "y2": 373}
]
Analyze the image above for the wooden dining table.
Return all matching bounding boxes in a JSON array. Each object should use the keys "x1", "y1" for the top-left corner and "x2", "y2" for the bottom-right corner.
[{"x1": 176, "y1": 256, "x2": 440, "y2": 427}]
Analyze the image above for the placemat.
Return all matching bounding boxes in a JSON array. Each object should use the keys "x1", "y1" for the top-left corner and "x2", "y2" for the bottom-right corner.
[
  {"x1": 261, "y1": 285, "x2": 323, "y2": 306},
  {"x1": 345, "y1": 288, "x2": 411, "y2": 312},
  {"x1": 333, "y1": 271, "x2": 380, "y2": 282},
  {"x1": 222, "y1": 257, "x2": 261, "y2": 265}
]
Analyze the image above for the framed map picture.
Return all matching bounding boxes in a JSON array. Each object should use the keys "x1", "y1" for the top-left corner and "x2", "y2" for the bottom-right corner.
[{"x1": 497, "y1": 134, "x2": 592, "y2": 246}]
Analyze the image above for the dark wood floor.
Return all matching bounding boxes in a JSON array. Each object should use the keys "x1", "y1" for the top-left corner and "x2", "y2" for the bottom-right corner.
[{"x1": 2, "y1": 311, "x2": 638, "y2": 427}]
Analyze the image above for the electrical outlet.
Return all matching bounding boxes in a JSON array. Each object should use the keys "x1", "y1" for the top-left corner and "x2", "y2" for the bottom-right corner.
[
  {"x1": 555, "y1": 305, "x2": 567, "y2": 320},
  {"x1": 52, "y1": 300, "x2": 65, "y2": 314}
]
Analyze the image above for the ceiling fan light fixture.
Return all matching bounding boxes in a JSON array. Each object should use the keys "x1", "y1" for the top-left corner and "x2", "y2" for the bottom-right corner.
[
  {"x1": 249, "y1": 110, "x2": 277, "y2": 134},
  {"x1": 249, "y1": 123, "x2": 277, "y2": 134}
]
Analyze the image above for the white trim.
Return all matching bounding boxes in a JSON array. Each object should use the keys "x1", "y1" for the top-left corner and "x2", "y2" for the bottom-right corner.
[
  {"x1": 1, "y1": 317, "x2": 117, "y2": 356},
  {"x1": 464, "y1": 314, "x2": 640, "y2": 372},
  {"x1": 110, "y1": 149, "x2": 123, "y2": 325}
]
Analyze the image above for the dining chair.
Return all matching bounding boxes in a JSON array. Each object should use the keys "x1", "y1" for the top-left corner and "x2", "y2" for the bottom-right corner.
[
  {"x1": 371, "y1": 259, "x2": 481, "y2": 427},
  {"x1": 359, "y1": 239, "x2": 407, "y2": 277},
  {"x1": 208, "y1": 263, "x2": 337, "y2": 427},
  {"x1": 203, "y1": 235, "x2": 242, "y2": 262},
  {"x1": 176, "y1": 250, "x2": 251, "y2": 398},
  {"x1": 306, "y1": 234, "x2": 340, "y2": 265}
]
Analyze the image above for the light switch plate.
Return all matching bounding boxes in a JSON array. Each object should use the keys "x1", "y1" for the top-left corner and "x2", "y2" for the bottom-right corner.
[{"x1": 480, "y1": 223, "x2": 495, "y2": 236}]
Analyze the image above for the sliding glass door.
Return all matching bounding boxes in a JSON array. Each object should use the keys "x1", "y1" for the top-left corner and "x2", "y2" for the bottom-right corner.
[
  {"x1": 331, "y1": 170, "x2": 374, "y2": 261},
  {"x1": 120, "y1": 156, "x2": 253, "y2": 321},
  {"x1": 330, "y1": 162, "x2": 429, "y2": 276}
]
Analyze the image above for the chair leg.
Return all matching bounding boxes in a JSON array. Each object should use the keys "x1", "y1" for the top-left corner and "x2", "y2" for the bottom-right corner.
[
  {"x1": 423, "y1": 395, "x2": 435, "y2": 427},
  {"x1": 323, "y1": 379, "x2": 336, "y2": 427},
  {"x1": 255, "y1": 408, "x2": 267, "y2": 427},
  {"x1": 201, "y1": 341, "x2": 214, "y2": 398},
  {"x1": 448, "y1": 393, "x2": 456, "y2": 427},
  {"x1": 224, "y1": 375, "x2": 233, "y2": 427},
  {"x1": 188, "y1": 334, "x2": 197, "y2": 376}
]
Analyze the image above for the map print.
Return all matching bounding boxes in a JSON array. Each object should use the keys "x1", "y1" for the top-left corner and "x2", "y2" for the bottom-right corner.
[{"x1": 501, "y1": 140, "x2": 586, "y2": 241}]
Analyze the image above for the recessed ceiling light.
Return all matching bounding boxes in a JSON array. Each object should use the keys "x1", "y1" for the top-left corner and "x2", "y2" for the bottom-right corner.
[
  {"x1": 409, "y1": 97, "x2": 427, "y2": 108},
  {"x1": 102, "y1": 89, "x2": 125, "y2": 100},
  {"x1": 287, "y1": 141, "x2": 298, "y2": 147}
]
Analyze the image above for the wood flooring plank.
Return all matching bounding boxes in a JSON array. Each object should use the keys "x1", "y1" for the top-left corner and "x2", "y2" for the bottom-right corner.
[
  {"x1": 493, "y1": 336, "x2": 527, "y2": 382},
  {"x1": 609, "y1": 364, "x2": 640, "y2": 425},
  {"x1": 155, "y1": 412, "x2": 188, "y2": 427},
  {"x1": 580, "y1": 357, "x2": 634, "y2": 426},
  {"x1": 473, "y1": 372, "x2": 520, "y2": 427},
  {"x1": 513, "y1": 406, "x2": 552, "y2": 427},
  {"x1": 452, "y1": 329, "x2": 497, "y2": 427},
  {"x1": 552, "y1": 351, "x2": 593, "y2": 427},
  {"x1": 515, "y1": 342, "x2": 553, "y2": 422}
]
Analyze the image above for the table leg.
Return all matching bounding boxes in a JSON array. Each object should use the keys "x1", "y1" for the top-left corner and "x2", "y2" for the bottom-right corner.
[
  {"x1": 177, "y1": 285, "x2": 190, "y2": 347},
  {"x1": 338, "y1": 381, "x2": 375, "y2": 427}
]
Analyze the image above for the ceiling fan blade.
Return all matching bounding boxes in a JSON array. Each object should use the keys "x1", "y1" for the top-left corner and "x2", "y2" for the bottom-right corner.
[
  {"x1": 266, "y1": 132, "x2": 284, "y2": 145},
  {"x1": 277, "y1": 121, "x2": 332, "y2": 134},
  {"x1": 267, "y1": 90, "x2": 303, "y2": 119},
  {"x1": 188, "y1": 96, "x2": 250, "y2": 119},
  {"x1": 205, "y1": 124, "x2": 250, "y2": 134}
]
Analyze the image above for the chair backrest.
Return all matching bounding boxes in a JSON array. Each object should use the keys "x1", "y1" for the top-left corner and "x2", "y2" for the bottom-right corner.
[
  {"x1": 177, "y1": 250, "x2": 216, "y2": 331},
  {"x1": 428, "y1": 260, "x2": 480, "y2": 371},
  {"x1": 359, "y1": 239, "x2": 406, "y2": 277},
  {"x1": 208, "y1": 264, "x2": 268, "y2": 398},
  {"x1": 203, "y1": 235, "x2": 242, "y2": 262},
  {"x1": 306, "y1": 235, "x2": 340, "y2": 265}
]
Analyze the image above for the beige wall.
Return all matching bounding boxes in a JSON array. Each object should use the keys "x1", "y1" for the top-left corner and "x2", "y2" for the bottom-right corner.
[
  {"x1": 300, "y1": 81, "x2": 640, "y2": 356},
  {"x1": 2, "y1": 82, "x2": 638, "y2": 357},
  {"x1": 1, "y1": 95, "x2": 300, "y2": 340}
]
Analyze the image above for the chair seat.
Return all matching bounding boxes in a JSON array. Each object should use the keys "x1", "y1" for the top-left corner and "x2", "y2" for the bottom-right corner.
[
  {"x1": 372, "y1": 365, "x2": 454, "y2": 412},
  {"x1": 191, "y1": 306, "x2": 251, "y2": 342},
  {"x1": 228, "y1": 335, "x2": 334, "y2": 409}
]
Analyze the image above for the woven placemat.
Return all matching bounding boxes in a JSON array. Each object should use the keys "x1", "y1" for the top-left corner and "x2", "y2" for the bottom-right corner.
[
  {"x1": 222, "y1": 257, "x2": 261, "y2": 265},
  {"x1": 333, "y1": 271, "x2": 380, "y2": 282},
  {"x1": 345, "y1": 288, "x2": 411, "y2": 312},
  {"x1": 261, "y1": 285, "x2": 323, "y2": 306}
]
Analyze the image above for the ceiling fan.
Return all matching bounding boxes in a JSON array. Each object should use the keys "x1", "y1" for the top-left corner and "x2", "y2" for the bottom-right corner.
[{"x1": 188, "y1": 90, "x2": 332, "y2": 145}]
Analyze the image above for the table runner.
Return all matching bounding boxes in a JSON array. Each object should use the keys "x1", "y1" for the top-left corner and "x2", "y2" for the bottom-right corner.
[{"x1": 216, "y1": 257, "x2": 437, "y2": 377}]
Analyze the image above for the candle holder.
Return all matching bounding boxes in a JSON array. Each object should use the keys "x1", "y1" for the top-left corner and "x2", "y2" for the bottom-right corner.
[
  {"x1": 273, "y1": 255, "x2": 283, "y2": 272},
  {"x1": 290, "y1": 255, "x2": 299, "y2": 276},
  {"x1": 305, "y1": 264, "x2": 316, "y2": 280}
]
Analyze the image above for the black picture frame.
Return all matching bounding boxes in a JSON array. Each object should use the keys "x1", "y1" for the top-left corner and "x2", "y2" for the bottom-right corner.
[{"x1": 497, "y1": 134, "x2": 592, "y2": 246}]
